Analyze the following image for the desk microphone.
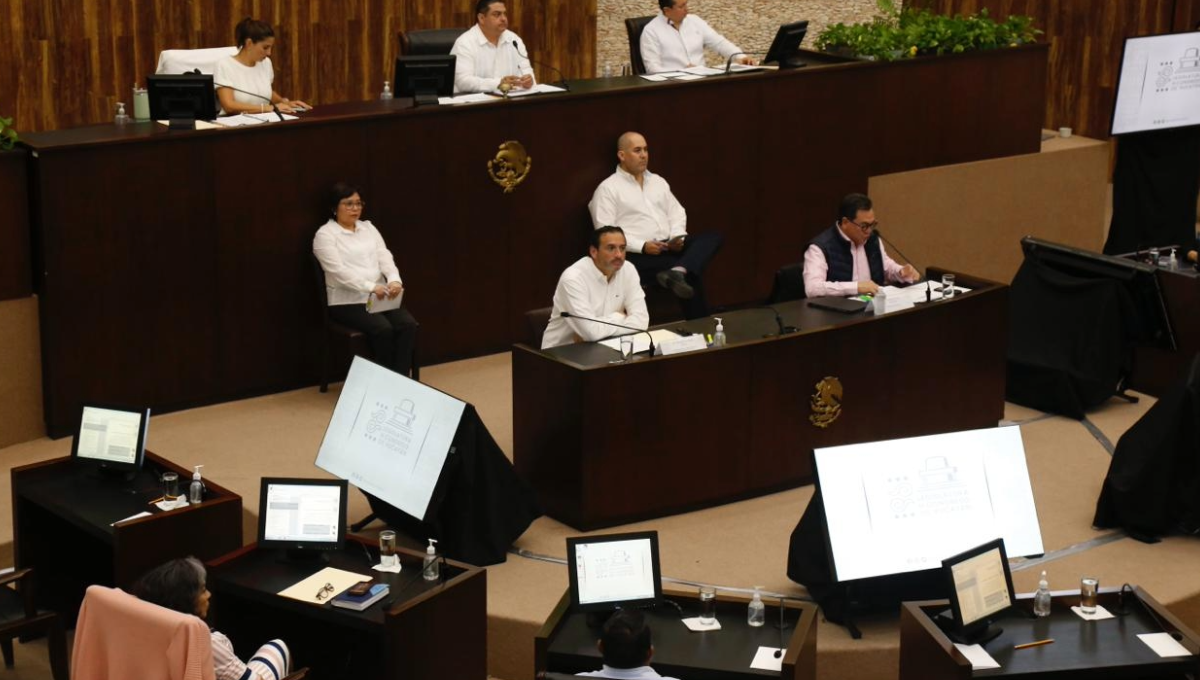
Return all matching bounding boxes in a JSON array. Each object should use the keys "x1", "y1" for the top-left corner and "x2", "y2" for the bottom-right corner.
[
  {"x1": 749, "y1": 305, "x2": 799, "y2": 336},
  {"x1": 723, "y1": 51, "x2": 769, "y2": 74},
  {"x1": 874, "y1": 228, "x2": 932, "y2": 300},
  {"x1": 560, "y1": 311, "x2": 654, "y2": 354},
  {"x1": 773, "y1": 595, "x2": 789, "y2": 658},
  {"x1": 209, "y1": 74, "x2": 286, "y2": 121},
  {"x1": 512, "y1": 40, "x2": 571, "y2": 91}
]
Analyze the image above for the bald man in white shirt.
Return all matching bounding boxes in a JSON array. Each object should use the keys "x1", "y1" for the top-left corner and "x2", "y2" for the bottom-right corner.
[{"x1": 639, "y1": 0, "x2": 754, "y2": 74}]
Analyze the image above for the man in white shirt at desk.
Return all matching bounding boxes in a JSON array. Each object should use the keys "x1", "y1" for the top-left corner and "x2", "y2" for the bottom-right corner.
[
  {"x1": 640, "y1": 0, "x2": 754, "y2": 74},
  {"x1": 542, "y1": 226, "x2": 649, "y2": 349},
  {"x1": 450, "y1": 0, "x2": 536, "y2": 94},
  {"x1": 577, "y1": 610, "x2": 680, "y2": 680}
]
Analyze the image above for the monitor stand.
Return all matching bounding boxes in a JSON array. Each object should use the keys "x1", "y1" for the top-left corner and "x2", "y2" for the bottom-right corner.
[
  {"x1": 84, "y1": 465, "x2": 142, "y2": 493},
  {"x1": 278, "y1": 549, "x2": 331, "y2": 565},
  {"x1": 168, "y1": 115, "x2": 197, "y2": 130},
  {"x1": 935, "y1": 609, "x2": 1004, "y2": 645},
  {"x1": 413, "y1": 90, "x2": 440, "y2": 107}
]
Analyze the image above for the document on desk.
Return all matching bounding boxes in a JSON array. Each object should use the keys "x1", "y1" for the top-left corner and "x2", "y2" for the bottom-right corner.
[
  {"x1": 681, "y1": 65, "x2": 725, "y2": 76},
  {"x1": 278, "y1": 567, "x2": 371, "y2": 604},
  {"x1": 498, "y1": 83, "x2": 567, "y2": 97},
  {"x1": 597, "y1": 329, "x2": 680, "y2": 354},
  {"x1": 438, "y1": 93, "x2": 496, "y2": 105},
  {"x1": 750, "y1": 646, "x2": 784, "y2": 671},
  {"x1": 365, "y1": 291, "x2": 403, "y2": 314},
  {"x1": 1138, "y1": 632, "x2": 1193, "y2": 657},
  {"x1": 155, "y1": 119, "x2": 222, "y2": 130},
  {"x1": 953, "y1": 643, "x2": 1000, "y2": 670}
]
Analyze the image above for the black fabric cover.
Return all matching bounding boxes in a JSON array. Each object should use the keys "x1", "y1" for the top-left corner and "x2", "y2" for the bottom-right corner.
[
  {"x1": 1104, "y1": 127, "x2": 1200, "y2": 255},
  {"x1": 365, "y1": 404, "x2": 541, "y2": 566},
  {"x1": 1005, "y1": 257, "x2": 1137, "y2": 418},
  {"x1": 1094, "y1": 353, "x2": 1200, "y2": 541},
  {"x1": 767, "y1": 263, "x2": 806, "y2": 303}
]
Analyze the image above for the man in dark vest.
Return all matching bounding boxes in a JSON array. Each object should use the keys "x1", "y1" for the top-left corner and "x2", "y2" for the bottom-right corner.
[{"x1": 802, "y1": 193, "x2": 919, "y2": 298}]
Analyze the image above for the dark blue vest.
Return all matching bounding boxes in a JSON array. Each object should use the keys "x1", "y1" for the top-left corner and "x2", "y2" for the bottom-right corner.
[{"x1": 809, "y1": 225, "x2": 884, "y2": 286}]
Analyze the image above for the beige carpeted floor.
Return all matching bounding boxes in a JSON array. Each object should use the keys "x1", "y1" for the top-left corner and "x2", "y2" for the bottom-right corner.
[{"x1": 2, "y1": 352, "x2": 1199, "y2": 680}]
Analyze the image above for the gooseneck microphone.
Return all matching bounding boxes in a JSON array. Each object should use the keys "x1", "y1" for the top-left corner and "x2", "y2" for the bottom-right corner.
[
  {"x1": 723, "y1": 51, "x2": 769, "y2": 74},
  {"x1": 211, "y1": 78, "x2": 285, "y2": 121},
  {"x1": 750, "y1": 305, "x2": 799, "y2": 336},
  {"x1": 512, "y1": 40, "x2": 571, "y2": 91},
  {"x1": 560, "y1": 311, "x2": 654, "y2": 355},
  {"x1": 773, "y1": 595, "x2": 788, "y2": 658}
]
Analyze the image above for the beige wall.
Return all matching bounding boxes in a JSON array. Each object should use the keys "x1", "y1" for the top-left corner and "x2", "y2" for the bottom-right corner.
[
  {"x1": 869, "y1": 134, "x2": 1110, "y2": 285},
  {"x1": 596, "y1": 0, "x2": 881, "y2": 75},
  {"x1": 0, "y1": 297, "x2": 44, "y2": 448}
]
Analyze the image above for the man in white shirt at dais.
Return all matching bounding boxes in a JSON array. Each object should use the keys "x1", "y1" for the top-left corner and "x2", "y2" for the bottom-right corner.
[
  {"x1": 450, "y1": 0, "x2": 536, "y2": 94},
  {"x1": 639, "y1": 0, "x2": 755, "y2": 74},
  {"x1": 542, "y1": 227, "x2": 649, "y2": 350}
]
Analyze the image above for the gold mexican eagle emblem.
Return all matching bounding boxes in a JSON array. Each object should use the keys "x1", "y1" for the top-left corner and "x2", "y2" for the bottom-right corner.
[
  {"x1": 487, "y1": 141, "x2": 531, "y2": 194},
  {"x1": 809, "y1": 377, "x2": 843, "y2": 428}
]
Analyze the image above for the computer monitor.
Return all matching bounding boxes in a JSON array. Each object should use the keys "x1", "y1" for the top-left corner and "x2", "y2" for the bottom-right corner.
[
  {"x1": 941, "y1": 538, "x2": 1015, "y2": 645},
  {"x1": 71, "y1": 404, "x2": 150, "y2": 478},
  {"x1": 567, "y1": 531, "x2": 663, "y2": 612},
  {"x1": 1020, "y1": 237, "x2": 1176, "y2": 350},
  {"x1": 257, "y1": 477, "x2": 348, "y2": 561},
  {"x1": 147, "y1": 73, "x2": 218, "y2": 129},
  {"x1": 764, "y1": 20, "x2": 810, "y2": 69},
  {"x1": 395, "y1": 55, "x2": 457, "y2": 107}
]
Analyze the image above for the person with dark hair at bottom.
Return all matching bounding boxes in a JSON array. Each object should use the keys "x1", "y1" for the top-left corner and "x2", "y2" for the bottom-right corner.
[
  {"x1": 214, "y1": 17, "x2": 310, "y2": 115},
  {"x1": 589, "y1": 131, "x2": 724, "y2": 319},
  {"x1": 802, "y1": 192, "x2": 919, "y2": 299},
  {"x1": 313, "y1": 182, "x2": 419, "y2": 376},
  {"x1": 134, "y1": 557, "x2": 292, "y2": 680},
  {"x1": 542, "y1": 226, "x2": 648, "y2": 349},
  {"x1": 576, "y1": 609, "x2": 681, "y2": 679}
]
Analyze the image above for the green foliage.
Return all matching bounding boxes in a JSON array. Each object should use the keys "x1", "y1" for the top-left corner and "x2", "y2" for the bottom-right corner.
[
  {"x1": 816, "y1": 0, "x2": 1040, "y2": 62},
  {"x1": 0, "y1": 116, "x2": 17, "y2": 152}
]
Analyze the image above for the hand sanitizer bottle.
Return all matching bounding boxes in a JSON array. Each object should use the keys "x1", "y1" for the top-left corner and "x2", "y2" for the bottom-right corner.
[
  {"x1": 188, "y1": 465, "x2": 204, "y2": 504},
  {"x1": 380, "y1": 81, "x2": 394, "y2": 101},
  {"x1": 713, "y1": 318, "x2": 726, "y2": 347},
  {"x1": 1033, "y1": 570, "x2": 1051, "y2": 617},
  {"x1": 423, "y1": 538, "x2": 440, "y2": 581},
  {"x1": 747, "y1": 586, "x2": 766, "y2": 627}
]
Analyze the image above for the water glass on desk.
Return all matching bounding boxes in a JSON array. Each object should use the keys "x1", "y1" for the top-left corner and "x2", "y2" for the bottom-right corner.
[
  {"x1": 161, "y1": 472, "x2": 180, "y2": 502},
  {"x1": 699, "y1": 586, "x2": 717, "y2": 624},
  {"x1": 380, "y1": 530, "x2": 398, "y2": 567},
  {"x1": 620, "y1": 336, "x2": 634, "y2": 362},
  {"x1": 941, "y1": 273, "x2": 956, "y2": 299},
  {"x1": 1080, "y1": 576, "x2": 1099, "y2": 614}
]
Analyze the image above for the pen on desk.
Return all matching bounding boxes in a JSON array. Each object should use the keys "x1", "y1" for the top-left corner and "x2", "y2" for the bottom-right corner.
[
  {"x1": 147, "y1": 496, "x2": 165, "y2": 505},
  {"x1": 1014, "y1": 638, "x2": 1054, "y2": 650}
]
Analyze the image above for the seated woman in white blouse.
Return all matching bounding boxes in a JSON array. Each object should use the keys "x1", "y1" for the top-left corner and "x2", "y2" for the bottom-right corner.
[
  {"x1": 313, "y1": 182, "x2": 419, "y2": 377},
  {"x1": 214, "y1": 17, "x2": 311, "y2": 115}
]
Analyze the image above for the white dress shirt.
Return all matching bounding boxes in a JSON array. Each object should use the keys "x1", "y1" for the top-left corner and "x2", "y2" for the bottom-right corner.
[
  {"x1": 577, "y1": 665, "x2": 680, "y2": 679},
  {"x1": 541, "y1": 256, "x2": 648, "y2": 349},
  {"x1": 639, "y1": 13, "x2": 742, "y2": 74},
  {"x1": 589, "y1": 166, "x2": 687, "y2": 254},
  {"x1": 802, "y1": 223, "x2": 915, "y2": 298},
  {"x1": 213, "y1": 56, "x2": 274, "y2": 113},
  {"x1": 312, "y1": 219, "x2": 402, "y2": 306},
  {"x1": 449, "y1": 24, "x2": 535, "y2": 94}
]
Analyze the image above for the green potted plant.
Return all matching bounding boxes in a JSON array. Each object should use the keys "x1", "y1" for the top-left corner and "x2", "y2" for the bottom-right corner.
[
  {"x1": 817, "y1": 0, "x2": 1039, "y2": 62},
  {"x1": 0, "y1": 115, "x2": 18, "y2": 152}
]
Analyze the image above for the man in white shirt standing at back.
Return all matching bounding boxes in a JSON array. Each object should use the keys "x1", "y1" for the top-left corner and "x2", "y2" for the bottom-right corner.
[
  {"x1": 542, "y1": 226, "x2": 649, "y2": 349},
  {"x1": 450, "y1": 0, "x2": 536, "y2": 94},
  {"x1": 589, "y1": 131, "x2": 724, "y2": 320},
  {"x1": 639, "y1": 0, "x2": 755, "y2": 74}
]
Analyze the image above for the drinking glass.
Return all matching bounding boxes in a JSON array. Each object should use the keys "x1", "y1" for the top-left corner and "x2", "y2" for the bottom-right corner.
[
  {"x1": 941, "y1": 273, "x2": 956, "y2": 300},
  {"x1": 699, "y1": 586, "x2": 717, "y2": 624},
  {"x1": 620, "y1": 336, "x2": 634, "y2": 362},
  {"x1": 379, "y1": 530, "x2": 398, "y2": 567},
  {"x1": 161, "y1": 472, "x2": 179, "y2": 502},
  {"x1": 1080, "y1": 576, "x2": 1099, "y2": 614}
]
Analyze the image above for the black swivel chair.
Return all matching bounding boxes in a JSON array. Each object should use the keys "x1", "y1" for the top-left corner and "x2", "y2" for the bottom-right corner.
[
  {"x1": 310, "y1": 254, "x2": 420, "y2": 393},
  {"x1": 0, "y1": 569, "x2": 67, "y2": 680},
  {"x1": 624, "y1": 16, "x2": 655, "y2": 75},
  {"x1": 525, "y1": 307, "x2": 553, "y2": 347},
  {"x1": 398, "y1": 28, "x2": 467, "y2": 56},
  {"x1": 767, "y1": 262, "x2": 806, "y2": 304}
]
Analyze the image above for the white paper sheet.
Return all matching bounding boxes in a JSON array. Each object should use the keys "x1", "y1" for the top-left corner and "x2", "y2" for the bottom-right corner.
[
  {"x1": 110, "y1": 511, "x2": 152, "y2": 526},
  {"x1": 681, "y1": 617, "x2": 721, "y2": 631},
  {"x1": 1071, "y1": 605, "x2": 1115, "y2": 621},
  {"x1": 749, "y1": 646, "x2": 784, "y2": 671},
  {"x1": 954, "y1": 643, "x2": 1001, "y2": 670},
  {"x1": 437, "y1": 93, "x2": 496, "y2": 105},
  {"x1": 639, "y1": 74, "x2": 670, "y2": 81},
  {"x1": 672, "y1": 73, "x2": 705, "y2": 81},
  {"x1": 215, "y1": 114, "x2": 269, "y2": 127},
  {"x1": 681, "y1": 65, "x2": 724, "y2": 76},
  {"x1": 597, "y1": 329, "x2": 680, "y2": 354},
  {"x1": 1137, "y1": 632, "x2": 1193, "y2": 658},
  {"x1": 365, "y1": 291, "x2": 403, "y2": 314}
]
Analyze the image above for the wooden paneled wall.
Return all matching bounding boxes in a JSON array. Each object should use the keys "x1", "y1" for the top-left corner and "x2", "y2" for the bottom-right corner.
[
  {"x1": 907, "y1": 0, "x2": 1200, "y2": 139},
  {"x1": 0, "y1": 0, "x2": 596, "y2": 133}
]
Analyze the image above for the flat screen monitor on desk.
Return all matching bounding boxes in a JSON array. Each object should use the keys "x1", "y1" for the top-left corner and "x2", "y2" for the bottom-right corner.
[
  {"x1": 257, "y1": 477, "x2": 348, "y2": 562},
  {"x1": 71, "y1": 404, "x2": 149, "y2": 478},
  {"x1": 395, "y1": 55, "x2": 456, "y2": 106},
  {"x1": 147, "y1": 73, "x2": 218, "y2": 129},
  {"x1": 567, "y1": 531, "x2": 662, "y2": 612},
  {"x1": 764, "y1": 20, "x2": 809, "y2": 68},
  {"x1": 941, "y1": 538, "x2": 1015, "y2": 645}
]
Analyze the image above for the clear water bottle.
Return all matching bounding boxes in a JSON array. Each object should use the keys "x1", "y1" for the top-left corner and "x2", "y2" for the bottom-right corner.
[
  {"x1": 114, "y1": 102, "x2": 131, "y2": 125},
  {"x1": 380, "y1": 81, "x2": 394, "y2": 101},
  {"x1": 747, "y1": 586, "x2": 766, "y2": 627},
  {"x1": 1033, "y1": 570, "x2": 1051, "y2": 617}
]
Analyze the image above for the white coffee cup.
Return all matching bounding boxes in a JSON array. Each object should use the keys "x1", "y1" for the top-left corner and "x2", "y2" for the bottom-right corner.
[{"x1": 1059, "y1": 127, "x2": 1072, "y2": 138}]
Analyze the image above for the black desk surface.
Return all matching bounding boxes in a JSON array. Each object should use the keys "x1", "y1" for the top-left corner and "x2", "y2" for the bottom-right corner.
[
  {"x1": 547, "y1": 598, "x2": 807, "y2": 680},
  {"x1": 207, "y1": 540, "x2": 469, "y2": 634}
]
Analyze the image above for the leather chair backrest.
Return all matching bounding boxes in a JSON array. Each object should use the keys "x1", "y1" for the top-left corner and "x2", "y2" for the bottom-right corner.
[
  {"x1": 624, "y1": 16, "x2": 655, "y2": 75},
  {"x1": 399, "y1": 28, "x2": 468, "y2": 56},
  {"x1": 768, "y1": 262, "x2": 806, "y2": 303}
]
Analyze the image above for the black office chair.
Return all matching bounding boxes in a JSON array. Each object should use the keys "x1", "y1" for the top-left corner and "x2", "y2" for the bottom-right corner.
[
  {"x1": 310, "y1": 254, "x2": 420, "y2": 393},
  {"x1": 525, "y1": 307, "x2": 553, "y2": 347},
  {"x1": 0, "y1": 569, "x2": 67, "y2": 680},
  {"x1": 624, "y1": 16, "x2": 655, "y2": 75},
  {"x1": 398, "y1": 28, "x2": 467, "y2": 56},
  {"x1": 767, "y1": 262, "x2": 806, "y2": 304}
]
